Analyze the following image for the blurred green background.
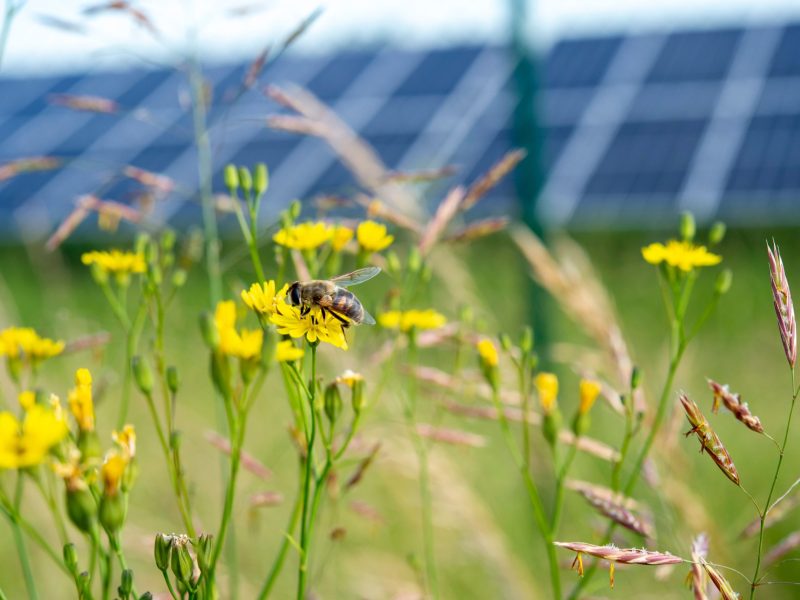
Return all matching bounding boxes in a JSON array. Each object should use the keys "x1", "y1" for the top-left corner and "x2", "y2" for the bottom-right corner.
[{"x1": 1, "y1": 225, "x2": 799, "y2": 598}]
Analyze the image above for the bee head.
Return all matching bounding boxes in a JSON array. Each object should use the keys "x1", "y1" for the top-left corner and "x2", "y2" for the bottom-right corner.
[{"x1": 287, "y1": 282, "x2": 302, "y2": 306}]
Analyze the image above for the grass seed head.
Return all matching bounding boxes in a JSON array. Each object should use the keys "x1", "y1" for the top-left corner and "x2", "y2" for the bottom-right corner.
[
  {"x1": 767, "y1": 241, "x2": 797, "y2": 368},
  {"x1": 707, "y1": 379, "x2": 764, "y2": 434},
  {"x1": 680, "y1": 394, "x2": 740, "y2": 486}
]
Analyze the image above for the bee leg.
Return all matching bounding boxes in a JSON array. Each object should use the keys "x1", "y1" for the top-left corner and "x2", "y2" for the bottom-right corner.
[
  {"x1": 300, "y1": 304, "x2": 310, "y2": 317},
  {"x1": 329, "y1": 311, "x2": 350, "y2": 327}
]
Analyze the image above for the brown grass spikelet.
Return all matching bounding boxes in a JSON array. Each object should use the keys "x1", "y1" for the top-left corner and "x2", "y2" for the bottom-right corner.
[
  {"x1": 0, "y1": 156, "x2": 61, "y2": 181},
  {"x1": 689, "y1": 534, "x2": 709, "y2": 600},
  {"x1": 707, "y1": 379, "x2": 764, "y2": 433},
  {"x1": 701, "y1": 560, "x2": 739, "y2": 600},
  {"x1": 555, "y1": 542, "x2": 682, "y2": 588},
  {"x1": 49, "y1": 93, "x2": 119, "y2": 114},
  {"x1": 566, "y1": 480, "x2": 639, "y2": 510},
  {"x1": 444, "y1": 217, "x2": 510, "y2": 244},
  {"x1": 767, "y1": 241, "x2": 797, "y2": 367},
  {"x1": 345, "y1": 442, "x2": 381, "y2": 491},
  {"x1": 573, "y1": 486, "x2": 652, "y2": 537},
  {"x1": 679, "y1": 394, "x2": 740, "y2": 485}
]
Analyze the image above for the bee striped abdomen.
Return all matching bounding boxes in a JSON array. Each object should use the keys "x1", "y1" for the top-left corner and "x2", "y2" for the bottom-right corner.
[{"x1": 332, "y1": 289, "x2": 363, "y2": 323}]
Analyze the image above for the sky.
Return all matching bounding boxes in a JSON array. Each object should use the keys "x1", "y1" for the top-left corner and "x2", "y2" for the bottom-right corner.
[{"x1": 3, "y1": 0, "x2": 800, "y2": 75}]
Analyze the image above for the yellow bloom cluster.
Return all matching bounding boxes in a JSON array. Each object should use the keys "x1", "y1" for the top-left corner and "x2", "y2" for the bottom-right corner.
[
  {"x1": 641, "y1": 240, "x2": 721, "y2": 272},
  {"x1": 578, "y1": 379, "x2": 601, "y2": 415},
  {"x1": 273, "y1": 222, "x2": 333, "y2": 251},
  {"x1": 357, "y1": 220, "x2": 394, "y2": 253},
  {"x1": 535, "y1": 372, "x2": 559, "y2": 414},
  {"x1": 0, "y1": 326, "x2": 64, "y2": 361},
  {"x1": 81, "y1": 249, "x2": 146, "y2": 276},
  {"x1": 477, "y1": 338, "x2": 499, "y2": 367},
  {"x1": 241, "y1": 280, "x2": 279, "y2": 315},
  {"x1": 0, "y1": 404, "x2": 68, "y2": 469},
  {"x1": 378, "y1": 309, "x2": 446, "y2": 332},
  {"x1": 215, "y1": 301, "x2": 263, "y2": 360},
  {"x1": 101, "y1": 451, "x2": 128, "y2": 497},
  {"x1": 271, "y1": 299, "x2": 349, "y2": 350},
  {"x1": 332, "y1": 225, "x2": 354, "y2": 252},
  {"x1": 68, "y1": 368, "x2": 95, "y2": 432},
  {"x1": 276, "y1": 340, "x2": 305, "y2": 362}
]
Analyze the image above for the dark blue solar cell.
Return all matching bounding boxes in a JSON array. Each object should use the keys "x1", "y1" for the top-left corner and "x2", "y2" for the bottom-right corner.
[
  {"x1": 116, "y1": 70, "x2": 171, "y2": 106},
  {"x1": 727, "y1": 115, "x2": 800, "y2": 193},
  {"x1": 361, "y1": 96, "x2": 442, "y2": 137},
  {"x1": 305, "y1": 52, "x2": 375, "y2": 99},
  {"x1": 126, "y1": 144, "x2": 187, "y2": 174},
  {"x1": 542, "y1": 126, "x2": 573, "y2": 169},
  {"x1": 543, "y1": 36, "x2": 622, "y2": 89},
  {"x1": 14, "y1": 75, "x2": 81, "y2": 117},
  {"x1": 395, "y1": 46, "x2": 481, "y2": 96},
  {"x1": 0, "y1": 74, "x2": 71, "y2": 116},
  {"x1": 463, "y1": 133, "x2": 515, "y2": 194},
  {"x1": 645, "y1": 28, "x2": 741, "y2": 83},
  {"x1": 769, "y1": 24, "x2": 800, "y2": 77},
  {"x1": 0, "y1": 157, "x2": 75, "y2": 210}
]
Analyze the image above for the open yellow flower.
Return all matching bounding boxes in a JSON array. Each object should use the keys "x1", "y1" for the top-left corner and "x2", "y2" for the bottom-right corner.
[
  {"x1": 378, "y1": 309, "x2": 446, "y2": 332},
  {"x1": 241, "y1": 280, "x2": 279, "y2": 315},
  {"x1": 535, "y1": 372, "x2": 559, "y2": 414},
  {"x1": 273, "y1": 221, "x2": 333, "y2": 251},
  {"x1": 477, "y1": 338, "x2": 499, "y2": 367},
  {"x1": 578, "y1": 379, "x2": 602, "y2": 415},
  {"x1": 0, "y1": 405, "x2": 68, "y2": 469},
  {"x1": 331, "y1": 225, "x2": 354, "y2": 252},
  {"x1": 271, "y1": 299, "x2": 348, "y2": 350},
  {"x1": 215, "y1": 300, "x2": 264, "y2": 360},
  {"x1": 18, "y1": 390, "x2": 36, "y2": 411},
  {"x1": 101, "y1": 450, "x2": 128, "y2": 497},
  {"x1": 357, "y1": 220, "x2": 394, "y2": 253},
  {"x1": 81, "y1": 249, "x2": 146, "y2": 278},
  {"x1": 641, "y1": 240, "x2": 721, "y2": 272},
  {"x1": 112, "y1": 424, "x2": 136, "y2": 460},
  {"x1": 0, "y1": 327, "x2": 64, "y2": 361},
  {"x1": 68, "y1": 368, "x2": 95, "y2": 432},
  {"x1": 335, "y1": 369, "x2": 364, "y2": 387},
  {"x1": 276, "y1": 340, "x2": 305, "y2": 362}
]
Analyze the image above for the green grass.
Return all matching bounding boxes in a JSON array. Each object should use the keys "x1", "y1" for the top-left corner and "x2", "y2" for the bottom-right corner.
[{"x1": 1, "y1": 226, "x2": 799, "y2": 599}]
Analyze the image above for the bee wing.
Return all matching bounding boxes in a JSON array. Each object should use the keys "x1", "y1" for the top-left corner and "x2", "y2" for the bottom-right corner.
[
  {"x1": 360, "y1": 306, "x2": 376, "y2": 325},
  {"x1": 330, "y1": 266, "x2": 381, "y2": 288}
]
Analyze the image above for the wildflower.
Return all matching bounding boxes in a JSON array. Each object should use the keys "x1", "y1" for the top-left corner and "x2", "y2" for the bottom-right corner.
[
  {"x1": 641, "y1": 240, "x2": 721, "y2": 272},
  {"x1": 112, "y1": 425, "x2": 136, "y2": 460},
  {"x1": 554, "y1": 541, "x2": 682, "y2": 589},
  {"x1": 54, "y1": 447, "x2": 97, "y2": 532},
  {"x1": 0, "y1": 326, "x2": 64, "y2": 361},
  {"x1": 241, "y1": 280, "x2": 279, "y2": 315},
  {"x1": 101, "y1": 451, "x2": 128, "y2": 496},
  {"x1": 273, "y1": 221, "x2": 332, "y2": 250},
  {"x1": 378, "y1": 309, "x2": 446, "y2": 332},
  {"x1": 477, "y1": 338, "x2": 499, "y2": 368},
  {"x1": 69, "y1": 368, "x2": 95, "y2": 432},
  {"x1": 214, "y1": 301, "x2": 264, "y2": 360},
  {"x1": 767, "y1": 241, "x2": 796, "y2": 367},
  {"x1": 276, "y1": 340, "x2": 304, "y2": 362},
  {"x1": 18, "y1": 390, "x2": 36, "y2": 410},
  {"x1": 271, "y1": 299, "x2": 348, "y2": 350},
  {"x1": 357, "y1": 220, "x2": 394, "y2": 253},
  {"x1": 81, "y1": 249, "x2": 146, "y2": 282},
  {"x1": 535, "y1": 372, "x2": 559, "y2": 414},
  {"x1": 331, "y1": 225, "x2": 354, "y2": 252},
  {"x1": 578, "y1": 379, "x2": 601, "y2": 415},
  {"x1": 707, "y1": 379, "x2": 763, "y2": 434},
  {"x1": 335, "y1": 369, "x2": 364, "y2": 387},
  {"x1": 0, "y1": 405, "x2": 68, "y2": 469},
  {"x1": 680, "y1": 394, "x2": 739, "y2": 485}
]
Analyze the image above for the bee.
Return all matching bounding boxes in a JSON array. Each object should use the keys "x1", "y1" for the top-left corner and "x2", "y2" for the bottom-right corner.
[{"x1": 286, "y1": 266, "x2": 380, "y2": 327}]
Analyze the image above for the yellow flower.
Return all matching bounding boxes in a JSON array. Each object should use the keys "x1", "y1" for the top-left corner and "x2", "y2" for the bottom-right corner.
[
  {"x1": 81, "y1": 249, "x2": 146, "y2": 278},
  {"x1": 0, "y1": 327, "x2": 64, "y2": 361},
  {"x1": 275, "y1": 340, "x2": 305, "y2": 362},
  {"x1": 357, "y1": 220, "x2": 394, "y2": 253},
  {"x1": 112, "y1": 425, "x2": 136, "y2": 460},
  {"x1": 535, "y1": 372, "x2": 559, "y2": 414},
  {"x1": 53, "y1": 448, "x2": 88, "y2": 491},
  {"x1": 335, "y1": 369, "x2": 364, "y2": 387},
  {"x1": 273, "y1": 221, "x2": 333, "y2": 250},
  {"x1": 477, "y1": 338, "x2": 499, "y2": 368},
  {"x1": 215, "y1": 300, "x2": 237, "y2": 334},
  {"x1": 101, "y1": 451, "x2": 128, "y2": 496},
  {"x1": 68, "y1": 368, "x2": 95, "y2": 432},
  {"x1": 270, "y1": 299, "x2": 349, "y2": 350},
  {"x1": 0, "y1": 405, "x2": 68, "y2": 469},
  {"x1": 378, "y1": 309, "x2": 446, "y2": 332},
  {"x1": 241, "y1": 280, "x2": 279, "y2": 315},
  {"x1": 214, "y1": 301, "x2": 264, "y2": 359},
  {"x1": 236, "y1": 329, "x2": 264, "y2": 360},
  {"x1": 18, "y1": 390, "x2": 36, "y2": 411},
  {"x1": 331, "y1": 225, "x2": 354, "y2": 252},
  {"x1": 578, "y1": 379, "x2": 602, "y2": 415},
  {"x1": 641, "y1": 240, "x2": 721, "y2": 272}
]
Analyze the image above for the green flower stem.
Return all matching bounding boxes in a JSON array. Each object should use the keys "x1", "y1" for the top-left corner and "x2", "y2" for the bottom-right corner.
[
  {"x1": 297, "y1": 343, "x2": 318, "y2": 600},
  {"x1": 0, "y1": 584, "x2": 8, "y2": 600},
  {"x1": 109, "y1": 533, "x2": 138, "y2": 598},
  {"x1": 118, "y1": 300, "x2": 147, "y2": 429},
  {"x1": 161, "y1": 570, "x2": 180, "y2": 600},
  {"x1": 32, "y1": 471, "x2": 69, "y2": 546},
  {"x1": 750, "y1": 368, "x2": 799, "y2": 599},
  {"x1": 12, "y1": 473, "x2": 38, "y2": 600},
  {"x1": 489, "y1": 387, "x2": 561, "y2": 599},
  {"x1": 405, "y1": 333, "x2": 440, "y2": 600},
  {"x1": 230, "y1": 189, "x2": 266, "y2": 283},
  {"x1": 551, "y1": 443, "x2": 578, "y2": 533}
]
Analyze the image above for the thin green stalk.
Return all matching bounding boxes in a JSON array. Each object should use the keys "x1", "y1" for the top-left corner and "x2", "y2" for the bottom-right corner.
[
  {"x1": 11, "y1": 474, "x2": 38, "y2": 600},
  {"x1": 297, "y1": 343, "x2": 318, "y2": 600},
  {"x1": 551, "y1": 443, "x2": 578, "y2": 533},
  {"x1": 0, "y1": 584, "x2": 8, "y2": 600},
  {"x1": 489, "y1": 387, "x2": 561, "y2": 599},
  {"x1": 118, "y1": 300, "x2": 147, "y2": 428},
  {"x1": 230, "y1": 190, "x2": 266, "y2": 282},
  {"x1": 750, "y1": 369, "x2": 798, "y2": 599},
  {"x1": 110, "y1": 534, "x2": 138, "y2": 598},
  {"x1": 161, "y1": 570, "x2": 180, "y2": 600},
  {"x1": 0, "y1": 497, "x2": 67, "y2": 575}
]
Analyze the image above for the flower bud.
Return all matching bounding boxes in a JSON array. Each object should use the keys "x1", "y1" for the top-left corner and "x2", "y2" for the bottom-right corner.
[
  {"x1": 224, "y1": 164, "x2": 239, "y2": 191},
  {"x1": 520, "y1": 326, "x2": 534, "y2": 353},
  {"x1": 154, "y1": 533, "x2": 172, "y2": 571},
  {"x1": 680, "y1": 211, "x2": 696, "y2": 242},
  {"x1": 134, "y1": 233, "x2": 150, "y2": 256},
  {"x1": 542, "y1": 410, "x2": 561, "y2": 450},
  {"x1": 131, "y1": 356, "x2": 153, "y2": 395},
  {"x1": 167, "y1": 366, "x2": 180, "y2": 394},
  {"x1": 199, "y1": 312, "x2": 220, "y2": 350},
  {"x1": 66, "y1": 488, "x2": 98, "y2": 534},
  {"x1": 351, "y1": 379, "x2": 366, "y2": 415},
  {"x1": 499, "y1": 333, "x2": 513, "y2": 352},
  {"x1": 386, "y1": 251, "x2": 402, "y2": 275},
  {"x1": 709, "y1": 221, "x2": 726, "y2": 246},
  {"x1": 289, "y1": 199, "x2": 302, "y2": 220},
  {"x1": 99, "y1": 492, "x2": 128, "y2": 534},
  {"x1": 78, "y1": 430, "x2": 102, "y2": 461},
  {"x1": 238, "y1": 166, "x2": 253, "y2": 193},
  {"x1": 119, "y1": 568, "x2": 133, "y2": 598},
  {"x1": 324, "y1": 383, "x2": 343, "y2": 425},
  {"x1": 254, "y1": 163, "x2": 268, "y2": 196},
  {"x1": 407, "y1": 247, "x2": 422, "y2": 274},
  {"x1": 193, "y1": 533, "x2": 214, "y2": 574},
  {"x1": 630, "y1": 366, "x2": 642, "y2": 390},
  {"x1": 171, "y1": 269, "x2": 188, "y2": 288},
  {"x1": 715, "y1": 268, "x2": 733, "y2": 296},
  {"x1": 211, "y1": 354, "x2": 232, "y2": 399},
  {"x1": 144, "y1": 238, "x2": 159, "y2": 265},
  {"x1": 63, "y1": 543, "x2": 79, "y2": 575},
  {"x1": 78, "y1": 572, "x2": 92, "y2": 597},
  {"x1": 139, "y1": 593, "x2": 153, "y2": 600},
  {"x1": 170, "y1": 537, "x2": 195, "y2": 587}
]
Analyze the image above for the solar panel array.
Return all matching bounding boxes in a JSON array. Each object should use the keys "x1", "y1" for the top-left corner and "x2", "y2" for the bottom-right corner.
[{"x1": 2, "y1": 21, "x2": 800, "y2": 240}]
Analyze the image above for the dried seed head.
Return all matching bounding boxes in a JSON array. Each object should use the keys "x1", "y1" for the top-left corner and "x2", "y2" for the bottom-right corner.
[
  {"x1": 574, "y1": 486, "x2": 652, "y2": 537},
  {"x1": 702, "y1": 560, "x2": 739, "y2": 600},
  {"x1": 554, "y1": 542, "x2": 683, "y2": 566},
  {"x1": 767, "y1": 241, "x2": 797, "y2": 368},
  {"x1": 707, "y1": 379, "x2": 764, "y2": 434},
  {"x1": 680, "y1": 394, "x2": 740, "y2": 486},
  {"x1": 689, "y1": 534, "x2": 709, "y2": 600}
]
